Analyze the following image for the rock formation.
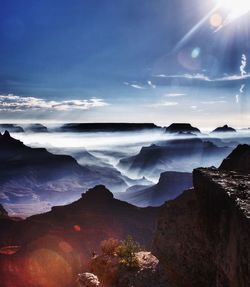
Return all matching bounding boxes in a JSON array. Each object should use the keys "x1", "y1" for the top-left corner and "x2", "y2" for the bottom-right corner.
[
  {"x1": 153, "y1": 159, "x2": 250, "y2": 287},
  {"x1": 0, "y1": 132, "x2": 127, "y2": 216},
  {"x1": 219, "y1": 144, "x2": 250, "y2": 172},
  {"x1": 165, "y1": 123, "x2": 200, "y2": 134},
  {"x1": 25, "y1": 123, "x2": 48, "y2": 133},
  {"x1": 118, "y1": 138, "x2": 231, "y2": 179},
  {"x1": 117, "y1": 171, "x2": 192, "y2": 207},
  {"x1": 59, "y1": 123, "x2": 161, "y2": 132},
  {"x1": 77, "y1": 273, "x2": 100, "y2": 287},
  {"x1": 90, "y1": 251, "x2": 170, "y2": 287},
  {"x1": 212, "y1": 124, "x2": 236, "y2": 133}
]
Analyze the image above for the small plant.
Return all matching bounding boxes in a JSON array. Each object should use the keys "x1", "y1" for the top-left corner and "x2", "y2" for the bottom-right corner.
[
  {"x1": 116, "y1": 235, "x2": 141, "y2": 268},
  {"x1": 100, "y1": 238, "x2": 121, "y2": 256}
]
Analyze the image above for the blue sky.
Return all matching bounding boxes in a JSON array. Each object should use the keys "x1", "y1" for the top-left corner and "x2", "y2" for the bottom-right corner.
[{"x1": 0, "y1": 0, "x2": 249, "y2": 127}]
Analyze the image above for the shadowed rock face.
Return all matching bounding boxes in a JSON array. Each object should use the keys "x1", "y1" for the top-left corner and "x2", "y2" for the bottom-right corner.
[
  {"x1": 219, "y1": 144, "x2": 250, "y2": 172},
  {"x1": 153, "y1": 167, "x2": 250, "y2": 287},
  {"x1": 117, "y1": 171, "x2": 192, "y2": 207},
  {"x1": 212, "y1": 125, "x2": 236, "y2": 133},
  {"x1": 165, "y1": 123, "x2": 200, "y2": 134},
  {"x1": 0, "y1": 185, "x2": 159, "y2": 287}
]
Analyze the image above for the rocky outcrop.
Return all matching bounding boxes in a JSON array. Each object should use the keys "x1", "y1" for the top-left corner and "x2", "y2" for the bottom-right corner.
[
  {"x1": 153, "y1": 166, "x2": 250, "y2": 287},
  {"x1": 77, "y1": 273, "x2": 100, "y2": 287},
  {"x1": 219, "y1": 144, "x2": 250, "y2": 172},
  {"x1": 90, "y1": 251, "x2": 170, "y2": 287},
  {"x1": 165, "y1": 123, "x2": 200, "y2": 134},
  {"x1": 212, "y1": 124, "x2": 236, "y2": 133}
]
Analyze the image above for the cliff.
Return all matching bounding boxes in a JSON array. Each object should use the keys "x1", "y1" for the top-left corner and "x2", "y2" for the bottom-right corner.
[{"x1": 153, "y1": 166, "x2": 250, "y2": 287}]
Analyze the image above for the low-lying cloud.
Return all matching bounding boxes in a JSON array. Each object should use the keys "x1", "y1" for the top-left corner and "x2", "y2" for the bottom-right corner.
[{"x1": 0, "y1": 94, "x2": 108, "y2": 112}]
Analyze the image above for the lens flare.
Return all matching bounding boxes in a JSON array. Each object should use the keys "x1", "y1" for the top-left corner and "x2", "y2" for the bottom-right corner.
[{"x1": 217, "y1": 0, "x2": 250, "y2": 20}]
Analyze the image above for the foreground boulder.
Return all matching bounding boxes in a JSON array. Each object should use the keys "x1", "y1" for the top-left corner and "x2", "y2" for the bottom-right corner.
[
  {"x1": 77, "y1": 273, "x2": 100, "y2": 287},
  {"x1": 153, "y1": 167, "x2": 250, "y2": 287},
  {"x1": 90, "y1": 251, "x2": 170, "y2": 287}
]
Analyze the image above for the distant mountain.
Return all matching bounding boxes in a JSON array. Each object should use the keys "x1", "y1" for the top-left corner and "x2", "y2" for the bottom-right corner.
[
  {"x1": 165, "y1": 123, "x2": 200, "y2": 134},
  {"x1": 118, "y1": 138, "x2": 231, "y2": 180},
  {"x1": 24, "y1": 124, "x2": 48, "y2": 133},
  {"x1": 59, "y1": 123, "x2": 162, "y2": 132},
  {"x1": 219, "y1": 144, "x2": 250, "y2": 172},
  {"x1": 212, "y1": 124, "x2": 236, "y2": 133},
  {"x1": 0, "y1": 185, "x2": 159, "y2": 287},
  {"x1": 117, "y1": 171, "x2": 192, "y2": 207},
  {"x1": 0, "y1": 124, "x2": 24, "y2": 133},
  {"x1": 0, "y1": 131, "x2": 127, "y2": 216}
]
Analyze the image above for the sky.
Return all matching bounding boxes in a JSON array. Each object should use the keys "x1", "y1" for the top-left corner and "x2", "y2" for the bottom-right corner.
[{"x1": 0, "y1": 0, "x2": 249, "y2": 127}]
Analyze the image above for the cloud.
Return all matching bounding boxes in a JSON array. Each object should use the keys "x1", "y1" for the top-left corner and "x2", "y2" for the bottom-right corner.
[
  {"x1": 236, "y1": 94, "x2": 239, "y2": 104},
  {"x1": 155, "y1": 73, "x2": 210, "y2": 81},
  {"x1": 165, "y1": 93, "x2": 186, "y2": 97},
  {"x1": 147, "y1": 81, "x2": 156, "y2": 89},
  {"x1": 154, "y1": 73, "x2": 250, "y2": 82},
  {"x1": 124, "y1": 82, "x2": 146, "y2": 89},
  {"x1": 201, "y1": 100, "x2": 227, "y2": 105},
  {"x1": 150, "y1": 101, "x2": 179, "y2": 108},
  {"x1": 0, "y1": 94, "x2": 108, "y2": 112}
]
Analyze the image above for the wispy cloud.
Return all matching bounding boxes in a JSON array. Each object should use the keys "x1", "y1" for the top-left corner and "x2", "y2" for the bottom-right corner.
[
  {"x1": 201, "y1": 100, "x2": 227, "y2": 105},
  {"x1": 124, "y1": 82, "x2": 146, "y2": 89},
  {"x1": 165, "y1": 93, "x2": 186, "y2": 97},
  {"x1": 0, "y1": 94, "x2": 108, "y2": 112},
  {"x1": 154, "y1": 73, "x2": 250, "y2": 82},
  {"x1": 150, "y1": 101, "x2": 179, "y2": 108},
  {"x1": 147, "y1": 80, "x2": 156, "y2": 89}
]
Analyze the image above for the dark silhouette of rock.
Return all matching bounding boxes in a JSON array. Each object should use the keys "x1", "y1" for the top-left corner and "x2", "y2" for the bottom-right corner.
[
  {"x1": 25, "y1": 124, "x2": 48, "y2": 133},
  {"x1": 59, "y1": 123, "x2": 161, "y2": 132},
  {"x1": 165, "y1": 123, "x2": 200, "y2": 134},
  {"x1": 0, "y1": 204, "x2": 8, "y2": 218},
  {"x1": 0, "y1": 124, "x2": 24, "y2": 133},
  {"x1": 212, "y1": 124, "x2": 236, "y2": 133},
  {"x1": 0, "y1": 185, "x2": 159, "y2": 287},
  {"x1": 117, "y1": 172, "x2": 192, "y2": 207},
  {"x1": 153, "y1": 165, "x2": 250, "y2": 287},
  {"x1": 219, "y1": 144, "x2": 250, "y2": 173}
]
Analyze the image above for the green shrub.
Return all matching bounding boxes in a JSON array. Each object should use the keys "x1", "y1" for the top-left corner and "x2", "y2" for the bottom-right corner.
[
  {"x1": 100, "y1": 238, "x2": 121, "y2": 256},
  {"x1": 116, "y1": 236, "x2": 141, "y2": 268}
]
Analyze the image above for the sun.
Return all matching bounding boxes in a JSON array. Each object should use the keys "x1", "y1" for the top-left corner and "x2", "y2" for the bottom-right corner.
[{"x1": 217, "y1": 0, "x2": 250, "y2": 20}]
